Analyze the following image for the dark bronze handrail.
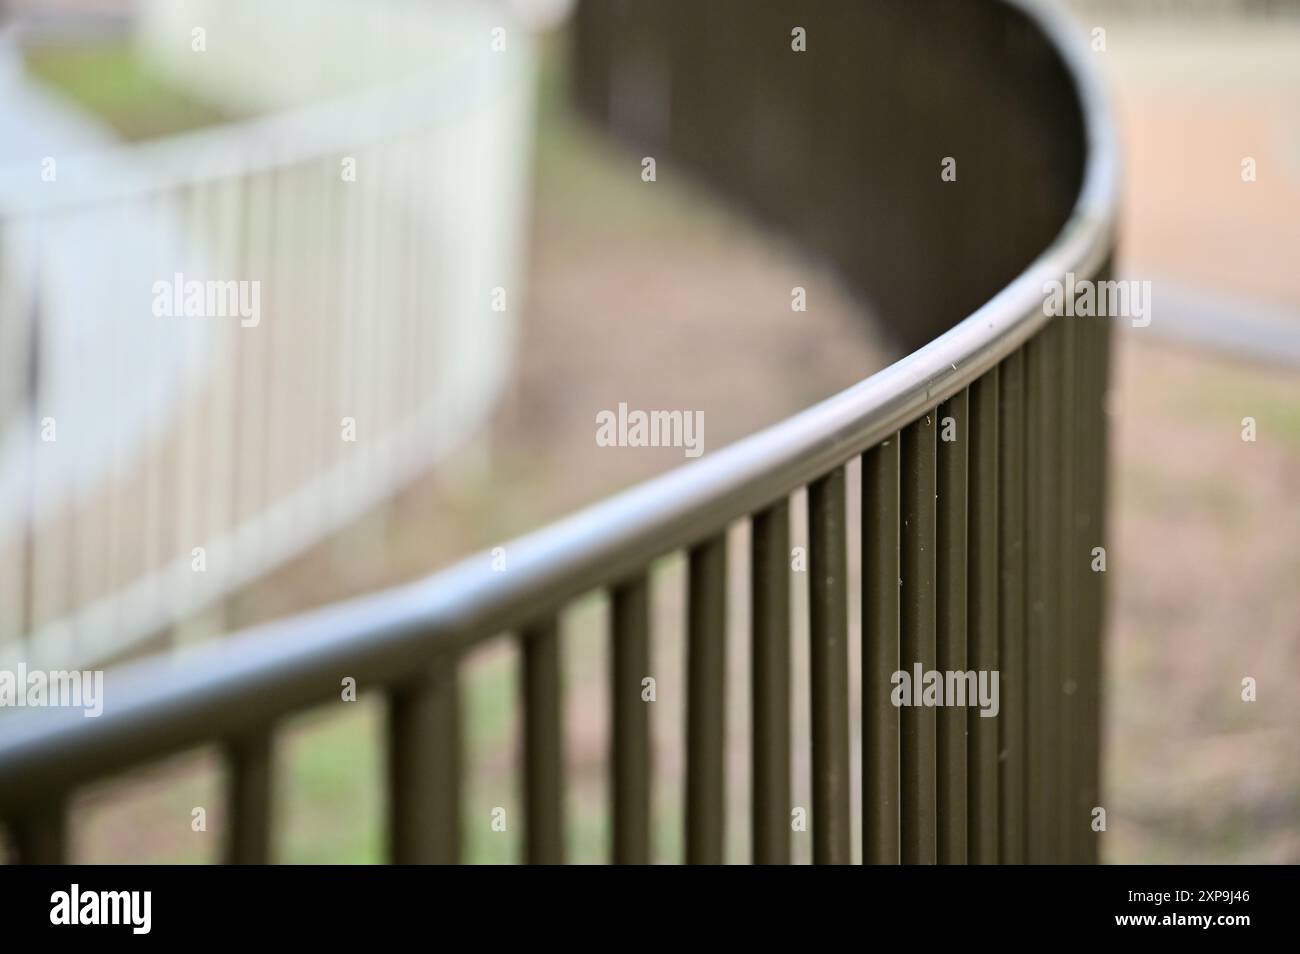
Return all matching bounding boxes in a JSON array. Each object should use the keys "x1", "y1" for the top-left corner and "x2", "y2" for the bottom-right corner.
[{"x1": 0, "y1": 0, "x2": 1119, "y2": 864}]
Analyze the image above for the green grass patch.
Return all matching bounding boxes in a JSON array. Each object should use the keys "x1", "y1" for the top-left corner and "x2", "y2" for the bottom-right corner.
[
  {"x1": 277, "y1": 699, "x2": 385, "y2": 864},
  {"x1": 1168, "y1": 357, "x2": 1300, "y2": 455},
  {"x1": 25, "y1": 43, "x2": 230, "y2": 141}
]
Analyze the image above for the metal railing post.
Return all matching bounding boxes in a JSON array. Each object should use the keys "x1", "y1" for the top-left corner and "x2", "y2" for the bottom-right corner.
[
  {"x1": 751, "y1": 502, "x2": 792, "y2": 865},
  {"x1": 809, "y1": 470, "x2": 851, "y2": 864}
]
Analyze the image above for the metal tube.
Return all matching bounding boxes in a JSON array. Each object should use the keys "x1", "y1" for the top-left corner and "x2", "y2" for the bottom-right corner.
[
  {"x1": 997, "y1": 349, "x2": 1027, "y2": 864},
  {"x1": 1091, "y1": 310, "x2": 1113, "y2": 866},
  {"x1": 611, "y1": 575, "x2": 652, "y2": 864},
  {"x1": 967, "y1": 370, "x2": 1000, "y2": 863},
  {"x1": 751, "y1": 501, "x2": 791, "y2": 865},
  {"x1": 388, "y1": 657, "x2": 461, "y2": 864},
  {"x1": 225, "y1": 730, "x2": 273, "y2": 864},
  {"x1": 862, "y1": 436, "x2": 901, "y2": 865},
  {"x1": 1057, "y1": 317, "x2": 1078, "y2": 863},
  {"x1": 686, "y1": 534, "x2": 727, "y2": 864},
  {"x1": 10, "y1": 802, "x2": 67, "y2": 864},
  {"x1": 523, "y1": 617, "x2": 565, "y2": 864},
  {"x1": 937, "y1": 390, "x2": 969, "y2": 864},
  {"x1": 1024, "y1": 327, "x2": 1061, "y2": 863},
  {"x1": 809, "y1": 471, "x2": 851, "y2": 864},
  {"x1": 1077, "y1": 303, "x2": 1112, "y2": 864},
  {"x1": 900, "y1": 412, "x2": 937, "y2": 864}
]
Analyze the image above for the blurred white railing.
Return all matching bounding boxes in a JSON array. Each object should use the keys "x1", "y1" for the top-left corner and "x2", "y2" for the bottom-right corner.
[{"x1": 0, "y1": 0, "x2": 537, "y2": 670}]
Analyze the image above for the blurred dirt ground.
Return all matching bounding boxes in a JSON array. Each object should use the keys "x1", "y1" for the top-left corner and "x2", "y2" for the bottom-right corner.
[{"x1": 1108, "y1": 338, "x2": 1300, "y2": 862}]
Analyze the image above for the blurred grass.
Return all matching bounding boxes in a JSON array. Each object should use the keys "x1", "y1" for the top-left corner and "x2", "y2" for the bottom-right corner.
[
  {"x1": 1179, "y1": 368, "x2": 1300, "y2": 455},
  {"x1": 24, "y1": 43, "x2": 230, "y2": 140},
  {"x1": 277, "y1": 699, "x2": 385, "y2": 864}
]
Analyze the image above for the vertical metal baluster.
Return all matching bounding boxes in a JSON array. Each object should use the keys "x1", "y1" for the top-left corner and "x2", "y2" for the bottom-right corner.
[
  {"x1": 967, "y1": 370, "x2": 1000, "y2": 864},
  {"x1": 1094, "y1": 309, "x2": 1114, "y2": 866},
  {"x1": 523, "y1": 617, "x2": 565, "y2": 864},
  {"x1": 10, "y1": 802, "x2": 68, "y2": 864},
  {"x1": 998, "y1": 349, "x2": 1027, "y2": 864},
  {"x1": 937, "y1": 390, "x2": 969, "y2": 864},
  {"x1": 863, "y1": 436, "x2": 901, "y2": 864},
  {"x1": 809, "y1": 470, "x2": 851, "y2": 864},
  {"x1": 1070, "y1": 316, "x2": 1091, "y2": 866},
  {"x1": 388, "y1": 657, "x2": 461, "y2": 864},
  {"x1": 1025, "y1": 327, "x2": 1061, "y2": 863},
  {"x1": 686, "y1": 534, "x2": 727, "y2": 864},
  {"x1": 1058, "y1": 317, "x2": 1079, "y2": 863},
  {"x1": 225, "y1": 729, "x2": 273, "y2": 864},
  {"x1": 751, "y1": 500, "x2": 791, "y2": 865},
  {"x1": 612, "y1": 575, "x2": 652, "y2": 864},
  {"x1": 900, "y1": 412, "x2": 937, "y2": 864},
  {"x1": 1079, "y1": 304, "x2": 1112, "y2": 865}
]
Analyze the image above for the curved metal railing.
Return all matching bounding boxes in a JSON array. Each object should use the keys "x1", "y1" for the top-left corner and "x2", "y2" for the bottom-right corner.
[{"x1": 0, "y1": 0, "x2": 1119, "y2": 864}]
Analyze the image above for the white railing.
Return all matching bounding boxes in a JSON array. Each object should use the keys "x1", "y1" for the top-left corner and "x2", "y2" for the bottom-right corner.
[{"x1": 0, "y1": 0, "x2": 537, "y2": 670}]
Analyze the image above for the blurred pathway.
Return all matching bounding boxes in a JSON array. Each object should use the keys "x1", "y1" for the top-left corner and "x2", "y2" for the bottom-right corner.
[{"x1": 1124, "y1": 277, "x2": 1300, "y2": 368}]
